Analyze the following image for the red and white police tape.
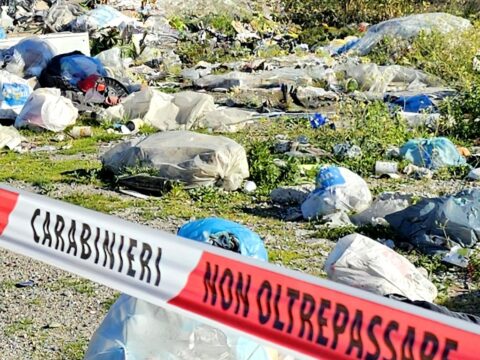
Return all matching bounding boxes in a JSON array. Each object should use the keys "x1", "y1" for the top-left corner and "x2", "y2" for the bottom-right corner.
[{"x1": 0, "y1": 184, "x2": 479, "y2": 359}]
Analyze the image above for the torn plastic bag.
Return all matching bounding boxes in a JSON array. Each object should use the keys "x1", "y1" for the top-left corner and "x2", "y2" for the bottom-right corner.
[
  {"x1": 178, "y1": 218, "x2": 268, "y2": 261},
  {"x1": 14, "y1": 88, "x2": 78, "y2": 132},
  {"x1": 350, "y1": 192, "x2": 412, "y2": 226},
  {"x1": 349, "y1": 13, "x2": 472, "y2": 55},
  {"x1": 325, "y1": 234, "x2": 437, "y2": 302},
  {"x1": 301, "y1": 165, "x2": 372, "y2": 219},
  {"x1": 101, "y1": 131, "x2": 249, "y2": 191},
  {"x1": 385, "y1": 294, "x2": 480, "y2": 324},
  {"x1": 400, "y1": 137, "x2": 466, "y2": 169},
  {"x1": 385, "y1": 188, "x2": 480, "y2": 254},
  {"x1": 0, "y1": 70, "x2": 32, "y2": 119},
  {"x1": 69, "y1": 5, "x2": 142, "y2": 32},
  {"x1": 85, "y1": 218, "x2": 273, "y2": 360},
  {"x1": 0, "y1": 124, "x2": 22, "y2": 149},
  {"x1": 0, "y1": 37, "x2": 55, "y2": 78},
  {"x1": 45, "y1": 2, "x2": 85, "y2": 32},
  {"x1": 100, "y1": 88, "x2": 180, "y2": 129},
  {"x1": 39, "y1": 51, "x2": 107, "y2": 89}
]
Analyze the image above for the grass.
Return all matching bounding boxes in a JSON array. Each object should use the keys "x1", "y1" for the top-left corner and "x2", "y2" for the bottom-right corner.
[
  {"x1": 4, "y1": 318, "x2": 34, "y2": 336},
  {"x1": 47, "y1": 277, "x2": 97, "y2": 297},
  {"x1": 61, "y1": 338, "x2": 89, "y2": 360}
]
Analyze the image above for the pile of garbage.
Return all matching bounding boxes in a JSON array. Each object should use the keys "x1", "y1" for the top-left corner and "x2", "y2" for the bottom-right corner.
[{"x1": 1, "y1": 2, "x2": 480, "y2": 357}]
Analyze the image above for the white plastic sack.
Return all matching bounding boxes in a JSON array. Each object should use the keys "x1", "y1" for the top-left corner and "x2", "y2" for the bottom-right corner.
[
  {"x1": 15, "y1": 88, "x2": 78, "y2": 132},
  {"x1": 301, "y1": 166, "x2": 372, "y2": 219},
  {"x1": 350, "y1": 13, "x2": 472, "y2": 55},
  {"x1": 85, "y1": 295, "x2": 277, "y2": 360},
  {"x1": 94, "y1": 47, "x2": 130, "y2": 83},
  {"x1": 325, "y1": 234, "x2": 438, "y2": 302},
  {"x1": 69, "y1": 5, "x2": 142, "y2": 32},
  {"x1": 101, "y1": 131, "x2": 249, "y2": 191},
  {"x1": 101, "y1": 89, "x2": 254, "y2": 132},
  {"x1": 0, "y1": 70, "x2": 32, "y2": 119}
]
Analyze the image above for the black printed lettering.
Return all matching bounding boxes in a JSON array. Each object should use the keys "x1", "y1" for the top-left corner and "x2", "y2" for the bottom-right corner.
[
  {"x1": 441, "y1": 339, "x2": 458, "y2": 360},
  {"x1": 257, "y1": 280, "x2": 272, "y2": 325},
  {"x1": 316, "y1": 298, "x2": 330, "y2": 346},
  {"x1": 220, "y1": 268, "x2": 234, "y2": 310},
  {"x1": 54, "y1": 215, "x2": 65, "y2": 251},
  {"x1": 117, "y1": 235, "x2": 124, "y2": 273},
  {"x1": 366, "y1": 316, "x2": 382, "y2": 360},
  {"x1": 273, "y1": 284, "x2": 285, "y2": 331},
  {"x1": 94, "y1": 227, "x2": 101, "y2": 264},
  {"x1": 42, "y1": 211, "x2": 52, "y2": 247},
  {"x1": 383, "y1": 321, "x2": 399, "y2": 360},
  {"x1": 203, "y1": 262, "x2": 218, "y2": 305},
  {"x1": 420, "y1": 332, "x2": 439, "y2": 360},
  {"x1": 80, "y1": 223, "x2": 92, "y2": 260},
  {"x1": 154, "y1": 247, "x2": 162, "y2": 286},
  {"x1": 346, "y1": 310, "x2": 363, "y2": 359},
  {"x1": 102, "y1": 231, "x2": 115, "y2": 269},
  {"x1": 299, "y1": 293, "x2": 316, "y2": 341},
  {"x1": 66, "y1": 220, "x2": 77, "y2": 256},
  {"x1": 139, "y1": 242, "x2": 152, "y2": 283},
  {"x1": 31, "y1": 209, "x2": 41, "y2": 243},
  {"x1": 401, "y1": 327, "x2": 415, "y2": 360},
  {"x1": 234, "y1": 273, "x2": 250, "y2": 317},
  {"x1": 286, "y1": 288, "x2": 299, "y2": 334},
  {"x1": 126, "y1": 238, "x2": 137, "y2": 278},
  {"x1": 331, "y1": 303, "x2": 349, "y2": 350}
]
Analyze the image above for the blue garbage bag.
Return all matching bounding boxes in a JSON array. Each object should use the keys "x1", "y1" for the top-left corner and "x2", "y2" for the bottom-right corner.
[
  {"x1": 388, "y1": 94, "x2": 435, "y2": 113},
  {"x1": 400, "y1": 137, "x2": 466, "y2": 169},
  {"x1": 59, "y1": 53, "x2": 107, "y2": 87},
  {"x1": 178, "y1": 217, "x2": 268, "y2": 262}
]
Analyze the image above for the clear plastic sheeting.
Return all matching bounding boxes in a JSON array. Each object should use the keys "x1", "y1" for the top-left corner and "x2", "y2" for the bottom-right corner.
[
  {"x1": 0, "y1": 37, "x2": 55, "y2": 78},
  {"x1": 349, "y1": 13, "x2": 472, "y2": 55},
  {"x1": 101, "y1": 131, "x2": 249, "y2": 191},
  {"x1": 0, "y1": 125, "x2": 22, "y2": 149},
  {"x1": 325, "y1": 234, "x2": 438, "y2": 302},
  {"x1": 85, "y1": 295, "x2": 283, "y2": 360},
  {"x1": 338, "y1": 62, "x2": 443, "y2": 94}
]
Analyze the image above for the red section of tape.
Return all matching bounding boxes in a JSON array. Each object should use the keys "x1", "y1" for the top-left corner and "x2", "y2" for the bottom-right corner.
[
  {"x1": 169, "y1": 252, "x2": 479, "y2": 360},
  {"x1": 0, "y1": 189, "x2": 19, "y2": 236}
]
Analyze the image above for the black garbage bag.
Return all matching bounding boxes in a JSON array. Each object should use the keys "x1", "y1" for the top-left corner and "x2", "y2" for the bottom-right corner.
[
  {"x1": 385, "y1": 294, "x2": 480, "y2": 325},
  {"x1": 385, "y1": 188, "x2": 480, "y2": 254}
]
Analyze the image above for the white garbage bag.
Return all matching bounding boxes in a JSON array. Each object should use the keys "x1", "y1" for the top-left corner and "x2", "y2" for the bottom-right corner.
[
  {"x1": 301, "y1": 165, "x2": 372, "y2": 219},
  {"x1": 100, "y1": 89, "x2": 254, "y2": 132},
  {"x1": 349, "y1": 13, "x2": 472, "y2": 55},
  {"x1": 101, "y1": 131, "x2": 249, "y2": 191},
  {"x1": 14, "y1": 88, "x2": 78, "y2": 132},
  {"x1": 0, "y1": 70, "x2": 33, "y2": 119},
  {"x1": 325, "y1": 234, "x2": 438, "y2": 302}
]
